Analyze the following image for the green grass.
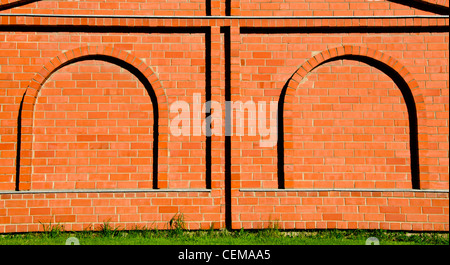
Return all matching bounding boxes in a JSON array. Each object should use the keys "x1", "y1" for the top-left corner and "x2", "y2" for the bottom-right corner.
[{"x1": 0, "y1": 218, "x2": 448, "y2": 245}]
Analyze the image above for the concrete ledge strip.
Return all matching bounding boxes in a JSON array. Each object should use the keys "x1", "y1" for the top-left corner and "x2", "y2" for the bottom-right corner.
[{"x1": 0, "y1": 188, "x2": 211, "y2": 194}]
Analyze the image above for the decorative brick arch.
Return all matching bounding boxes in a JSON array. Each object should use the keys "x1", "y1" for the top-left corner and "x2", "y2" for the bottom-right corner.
[
  {"x1": 279, "y1": 45, "x2": 429, "y2": 190},
  {"x1": 17, "y1": 45, "x2": 168, "y2": 190}
]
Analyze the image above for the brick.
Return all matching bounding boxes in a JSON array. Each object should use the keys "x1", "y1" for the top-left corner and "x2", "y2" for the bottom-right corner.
[
  {"x1": 54, "y1": 215, "x2": 76, "y2": 223},
  {"x1": 423, "y1": 207, "x2": 444, "y2": 214},
  {"x1": 385, "y1": 214, "x2": 406, "y2": 222},
  {"x1": 323, "y1": 214, "x2": 343, "y2": 221},
  {"x1": 159, "y1": 206, "x2": 179, "y2": 214}
]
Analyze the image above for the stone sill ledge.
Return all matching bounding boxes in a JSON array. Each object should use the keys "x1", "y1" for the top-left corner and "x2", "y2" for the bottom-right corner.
[{"x1": 0, "y1": 189, "x2": 211, "y2": 194}]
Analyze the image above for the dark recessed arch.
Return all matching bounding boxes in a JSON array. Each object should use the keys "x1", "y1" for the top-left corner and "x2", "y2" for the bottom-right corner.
[
  {"x1": 278, "y1": 46, "x2": 427, "y2": 190},
  {"x1": 17, "y1": 46, "x2": 166, "y2": 190}
]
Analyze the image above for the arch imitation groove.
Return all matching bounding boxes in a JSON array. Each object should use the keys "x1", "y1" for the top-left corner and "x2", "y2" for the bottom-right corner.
[
  {"x1": 17, "y1": 45, "x2": 167, "y2": 191},
  {"x1": 279, "y1": 45, "x2": 429, "y2": 190},
  {"x1": 0, "y1": 0, "x2": 39, "y2": 11},
  {"x1": 389, "y1": 0, "x2": 450, "y2": 14}
]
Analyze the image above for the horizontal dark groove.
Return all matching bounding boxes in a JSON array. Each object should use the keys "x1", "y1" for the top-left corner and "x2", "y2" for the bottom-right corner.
[
  {"x1": 240, "y1": 188, "x2": 450, "y2": 193},
  {"x1": 241, "y1": 25, "x2": 449, "y2": 34},
  {"x1": 0, "y1": 0, "x2": 447, "y2": 15},
  {"x1": 0, "y1": 14, "x2": 447, "y2": 19},
  {"x1": 0, "y1": 24, "x2": 210, "y2": 33},
  {"x1": 0, "y1": 189, "x2": 211, "y2": 194},
  {"x1": 1, "y1": 24, "x2": 447, "y2": 34}
]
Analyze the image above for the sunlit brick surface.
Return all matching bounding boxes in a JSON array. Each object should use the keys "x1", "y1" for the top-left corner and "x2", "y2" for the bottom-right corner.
[{"x1": 0, "y1": 0, "x2": 448, "y2": 232}]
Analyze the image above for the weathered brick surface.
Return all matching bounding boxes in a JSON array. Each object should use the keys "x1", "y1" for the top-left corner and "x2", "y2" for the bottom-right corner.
[{"x1": 0, "y1": 1, "x2": 448, "y2": 232}]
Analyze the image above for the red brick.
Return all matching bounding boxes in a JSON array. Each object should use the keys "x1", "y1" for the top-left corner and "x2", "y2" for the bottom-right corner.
[{"x1": 54, "y1": 215, "x2": 76, "y2": 223}]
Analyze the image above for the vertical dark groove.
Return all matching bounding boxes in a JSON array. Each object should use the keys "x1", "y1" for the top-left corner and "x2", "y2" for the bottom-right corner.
[
  {"x1": 15, "y1": 94, "x2": 25, "y2": 191},
  {"x1": 206, "y1": 0, "x2": 211, "y2": 16},
  {"x1": 151, "y1": 93, "x2": 159, "y2": 190},
  {"x1": 221, "y1": 26, "x2": 232, "y2": 230},
  {"x1": 205, "y1": 28, "x2": 212, "y2": 189},
  {"x1": 277, "y1": 80, "x2": 290, "y2": 190},
  {"x1": 225, "y1": 0, "x2": 231, "y2": 16}
]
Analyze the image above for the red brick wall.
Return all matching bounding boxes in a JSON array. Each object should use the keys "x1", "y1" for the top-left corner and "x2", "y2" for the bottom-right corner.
[
  {"x1": 0, "y1": 0, "x2": 207, "y2": 16},
  {"x1": 236, "y1": 190, "x2": 448, "y2": 230},
  {"x1": 238, "y1": 33, "x2": 449, "y2": 190},
  {"x1": 237, "y1": 0, "x2": 438, "y2": 16},
  {"x1": 0, "y1": 0, "x2": 448, "y2": 233}
]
